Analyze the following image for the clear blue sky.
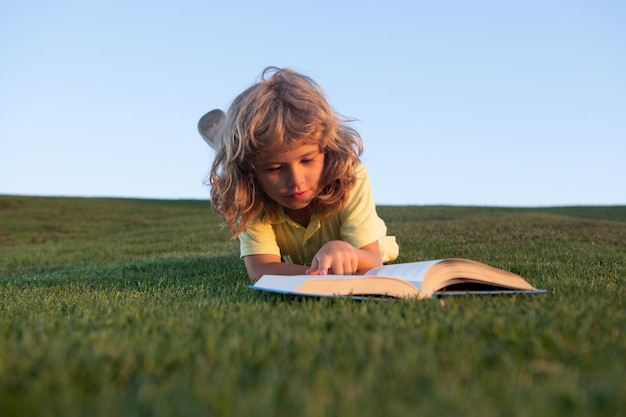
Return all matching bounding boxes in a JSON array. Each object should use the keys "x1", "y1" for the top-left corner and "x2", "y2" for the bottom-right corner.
[{"x1": 1, "y1": 0, "x2": 624, "y2": 206}]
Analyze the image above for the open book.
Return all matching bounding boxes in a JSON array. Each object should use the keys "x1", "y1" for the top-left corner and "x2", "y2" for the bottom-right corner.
[{"x1": 251, "y1": 259, "x2": 544, "y2": 299}]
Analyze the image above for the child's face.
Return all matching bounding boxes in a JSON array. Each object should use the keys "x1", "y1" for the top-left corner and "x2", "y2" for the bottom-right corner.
[{"x1": 256, "y1": 144, "x2": 325, "y2": 212}]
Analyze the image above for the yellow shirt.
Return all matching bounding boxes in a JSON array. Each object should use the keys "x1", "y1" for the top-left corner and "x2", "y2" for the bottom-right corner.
[{"x1": 239, "y1": 165, "x2": 399, "y2": 266}]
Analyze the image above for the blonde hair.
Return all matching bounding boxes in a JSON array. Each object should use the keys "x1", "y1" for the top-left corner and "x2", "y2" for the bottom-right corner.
[{"x1": 209, "y1": 67, "x2": 363, "y2": 237}]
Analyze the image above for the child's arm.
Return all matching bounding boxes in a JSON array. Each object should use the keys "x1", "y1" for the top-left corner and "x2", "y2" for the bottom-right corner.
[
  {"x1": 243, "y1": 241, "x2": 382, "y2": 282},
  {"x1": 244, "y1": 254, "x2": 310, "y2": 282}
]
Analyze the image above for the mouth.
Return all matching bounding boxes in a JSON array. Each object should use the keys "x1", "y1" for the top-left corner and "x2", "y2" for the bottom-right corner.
[{"x1": 290, "y1": 191, "x2": 309, "y2": 200}]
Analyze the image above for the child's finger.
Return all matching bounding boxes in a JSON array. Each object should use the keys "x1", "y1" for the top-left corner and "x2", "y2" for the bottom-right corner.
[{"x1": 311, "y1": 253, "x2": 330, "y2": 275}]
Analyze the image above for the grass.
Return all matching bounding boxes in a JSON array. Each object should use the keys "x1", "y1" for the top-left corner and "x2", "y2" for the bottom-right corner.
[{"x1": 0, "y1": 195, "x2": 624, "y2": 417}]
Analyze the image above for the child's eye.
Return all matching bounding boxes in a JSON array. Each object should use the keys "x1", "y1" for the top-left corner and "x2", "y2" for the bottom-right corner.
[{"x1": 264, "y1": 166, "x2": 282, "y2": 172}]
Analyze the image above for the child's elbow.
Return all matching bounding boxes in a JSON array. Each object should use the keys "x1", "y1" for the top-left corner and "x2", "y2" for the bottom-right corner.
[
  {"x1": 247, "y1": 271, "x2": 262, "y2": 283},
  {"x1": 244, "y1": 263, "x2": 264, "y2": 283}
]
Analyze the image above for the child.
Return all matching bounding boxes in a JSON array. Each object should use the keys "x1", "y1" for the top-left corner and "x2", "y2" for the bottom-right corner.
[{"x1": 199, "y1": 67, "x2": 398, "y2": 282}]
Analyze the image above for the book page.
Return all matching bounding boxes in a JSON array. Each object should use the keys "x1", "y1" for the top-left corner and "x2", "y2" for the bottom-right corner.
[
  {"x1": 364, "y1": 260, "x2": 442, "y2": 290},
  {"x1": 253, "y1": 274, "x2": 398, "y2": 294}
]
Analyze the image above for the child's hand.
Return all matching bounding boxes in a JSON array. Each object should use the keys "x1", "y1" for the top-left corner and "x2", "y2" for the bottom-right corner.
[{"x1": 307, "y1": 241, "x2": 359, "y2": 275}]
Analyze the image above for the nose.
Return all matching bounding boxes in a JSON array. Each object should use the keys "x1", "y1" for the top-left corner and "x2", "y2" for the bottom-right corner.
[{"x1": 285, "y1": 165, "x2": 304, "y2": 187}]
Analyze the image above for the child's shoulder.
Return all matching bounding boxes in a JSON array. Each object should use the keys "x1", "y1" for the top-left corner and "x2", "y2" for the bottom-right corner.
[
  {"x1": 345, "y1": 163, "x2": 374, "y2": 201},
  {"x1": 354, "y1": 162, "x2": 369, "y2": 180}
]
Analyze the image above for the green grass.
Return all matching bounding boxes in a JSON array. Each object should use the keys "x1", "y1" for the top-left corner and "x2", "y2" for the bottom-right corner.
[{"x1": 1, "y1": 195, "x2": 625, "y2": 417}]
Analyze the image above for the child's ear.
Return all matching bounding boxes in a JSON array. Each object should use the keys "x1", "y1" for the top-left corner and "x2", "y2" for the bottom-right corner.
[{"x1": 198, "y1": 109, "x2": 225, "y2": 150}]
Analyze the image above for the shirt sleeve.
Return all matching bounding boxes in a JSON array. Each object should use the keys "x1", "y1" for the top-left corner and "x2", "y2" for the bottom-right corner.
[
  {"x1": 238, "y1": 218, "x2": 282, "y2": 258},
  {"x1": 339, "y1": 166, "x2": 389, "y2": 249}
]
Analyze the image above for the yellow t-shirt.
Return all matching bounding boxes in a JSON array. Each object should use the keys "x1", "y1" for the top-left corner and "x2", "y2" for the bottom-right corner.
[{"x1": 239, "y1": 165, "x2": 399, "y2": 266}]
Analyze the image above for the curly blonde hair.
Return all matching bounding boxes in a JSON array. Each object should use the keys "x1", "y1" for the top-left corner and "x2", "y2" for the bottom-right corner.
[{"x1": 208, "y1": 67, "x2": 363, "y2": 237}]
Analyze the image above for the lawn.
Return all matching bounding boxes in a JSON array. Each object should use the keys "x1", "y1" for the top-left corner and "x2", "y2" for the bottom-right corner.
[{"x1": 1, "y1": 196, "x2": 624, "y2": 416}]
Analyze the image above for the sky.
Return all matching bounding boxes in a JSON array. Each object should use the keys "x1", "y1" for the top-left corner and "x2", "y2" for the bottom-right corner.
[{"x1": 1, "y1": 0, "x2": 624, "y2": 206}]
